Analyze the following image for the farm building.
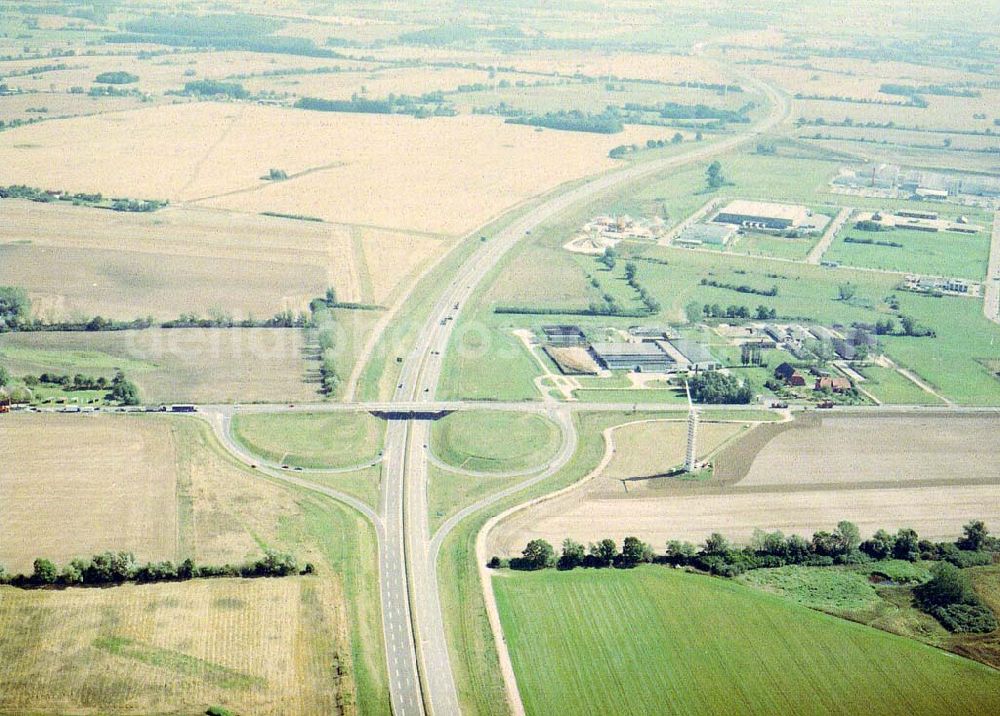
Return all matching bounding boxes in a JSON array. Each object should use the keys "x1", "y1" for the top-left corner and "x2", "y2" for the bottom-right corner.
[
  {"x1": 774, "y1": 362, "x2": 806, "y2": 386},
  {"x1": 669, "y1": 339, "x2": 721, "y2": 371},
  {"x1": 589, "y1": 342, "x2": 676, "y2": 373},
  {"x1": 815, "y1": 376, "x2": 851, "y2": 393},
  {"x1": 628, "y1": 326, "x2": 676, "y2": 341},
  {"x1": 714, "y1": 200, "x2": 812, "y2": 230},
  {"x1": 674, "y1": 222, "x2": 737, "y2": 247},
  {"x1": 542, "y1": 325, "x2": 586, "y2": 346}
]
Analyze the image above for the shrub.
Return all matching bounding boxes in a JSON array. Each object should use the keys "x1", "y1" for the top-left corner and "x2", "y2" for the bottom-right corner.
[
  {"x1": 943, "y1": 550, "x2": 994, "y2": 568},
  {"x1": 932, "y1": 604, "x2": 998, "y2": 634}
]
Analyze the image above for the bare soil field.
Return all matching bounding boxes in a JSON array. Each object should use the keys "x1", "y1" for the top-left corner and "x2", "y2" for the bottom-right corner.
[
  {"x1": 0, "y1": 328, "x2": 324, "y2": 404},
  {"x1": 0, "y1": 577, "x2": 346, "y2": 716},
  {"x1": 0, "y1": 414, "x2": 179, "y2": 572},
  {"x1": 489, "y1": 414, "x2": 1000, "y2": 555},
  {"x1": 0, "y1": 103, "x2": 669, "y2": 235}
]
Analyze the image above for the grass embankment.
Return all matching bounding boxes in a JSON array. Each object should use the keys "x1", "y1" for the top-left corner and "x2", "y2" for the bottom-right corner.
[
  {"x1": 232, "y1": 412, "x2": 384, "y2": 469},
  {"x1": 427, "y1": 464, "x2": 523, "y2": 536},
  {"x1": 430, "y1": 411, "x2": 561, "y2": 473},
  {"x1": 495, "y1": 566, "x2": 1000, "y2": 716},
  {"x1": 437, "y1": 411, "x2": 669, "y2": 716},
  {"x1": 742, "y1": 562, "x2": 1000, "y2": 673},
  {"x1": 856, "y1": 365, "x2": 944, "y2": 404}
]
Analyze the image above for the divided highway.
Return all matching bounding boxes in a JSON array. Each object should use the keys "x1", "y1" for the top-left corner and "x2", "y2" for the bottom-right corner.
[{"x1": 379, "y1": 76, "x2": 792, "y2": 716}]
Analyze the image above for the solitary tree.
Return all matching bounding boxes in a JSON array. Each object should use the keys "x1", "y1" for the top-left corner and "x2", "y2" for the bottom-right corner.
[
  {"x1": 31, "y1": 558, "x2": 58, "y2": 585},
  {"x1": 837, "y1": 282, "x2": 857, "y2": 301},
  {"x1": 590, "y1": 538, "x2": 618, "y2": 567},
  {"x1": 893, "y1": 528, "x2": 920, "y2": 561},
  {"x1": 958, "y1": 520, "x2": 989, "y2": 551},
  {"x1": 704, "y1": 532, "x2": 729, "y2": 555},
  {"x1": 520, "y1": 539, "x2": 555, "y2": 570},
  {"x1": 619, "y1": 536, "x2": 653, "y2": 567},
  {"x1": 0, "y1": 365, "x2": 9, "y2": 387},
  {"x1": 705, "y1": 160, "x2": 725, "y2": 189},
  {"x1": 834, "y1": 520, "x2": 862, "y2": 554},
  {"x1": 558, "y1": 539, "x2": 586, "y2": 570}
]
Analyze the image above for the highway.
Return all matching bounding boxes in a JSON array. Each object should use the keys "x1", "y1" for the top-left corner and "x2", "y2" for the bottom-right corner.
[
  {"x1": 21, "y1": 73, "x2": 1000, "y2": 716},
  {"x1": 382, "y1": 75, "x2": 794, "y2": 716}
]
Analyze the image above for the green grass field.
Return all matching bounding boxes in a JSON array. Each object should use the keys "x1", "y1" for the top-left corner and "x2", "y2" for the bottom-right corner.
[
  {"x1": 438, "y1": 411, "x2": 672, "y2": 716},
  {"x1": 824, "y1": 225, "x2": 991, "y2": 280},
  {"x1": 427, "y1": 464, "x2": 523, "y2": 536},
  {"x1": 430, "y1": 411, "x2": 561, "y2": 473},
  {"x1": 495, "y1": 566, "x2": 1000, "y2": 716},
  {"x1": 726, "y1": 230, "x2": 819, "y2": 261},
  {"x1": 857, "y1": 365, "x2": 944, "y2": 404},
  {"x1": 232, "y1": 412, "x2": 385, "y2": 469}
]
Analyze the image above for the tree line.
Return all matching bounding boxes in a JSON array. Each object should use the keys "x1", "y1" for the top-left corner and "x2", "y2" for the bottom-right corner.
[
  {"x1": 496, "y1": 520, "x2": 998, "y2": 633},
  {"x1": 700, "y1": 277, "x2": 779, "y2": 297},
  {"x1": 0, "y1": 550, "x2": 310, "y2": 589},
  {"x1": 0, "y1": 184, "x2": 166, "y2": 212}
]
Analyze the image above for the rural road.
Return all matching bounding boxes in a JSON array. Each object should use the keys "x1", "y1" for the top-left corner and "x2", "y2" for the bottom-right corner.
[{"x1": 806, "y1": 205, "x2": 853, "y2": 264}]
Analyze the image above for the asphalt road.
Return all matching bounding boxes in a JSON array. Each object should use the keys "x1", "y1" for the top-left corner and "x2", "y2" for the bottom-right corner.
[{"x1": 381, "y1": 75, "x2": 796, "y2": 716}]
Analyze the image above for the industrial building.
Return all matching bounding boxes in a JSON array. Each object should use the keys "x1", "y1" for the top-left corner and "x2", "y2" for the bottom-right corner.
[
  {"x1": 589, "y1": 342, "x2": 676, "y2": 373},
  {"x1": 674, "y1": 222, "x2": 738, "y2": 247},
  {"x1": 713, "y1": 200, "x2": 813, "y2": 230},
  {"x1": 669, "y1": 339, "x2": 721, "y2": 371}
]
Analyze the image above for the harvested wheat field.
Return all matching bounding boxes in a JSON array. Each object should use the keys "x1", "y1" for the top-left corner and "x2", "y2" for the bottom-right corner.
[
  {"x1": 0, "y1": 414, "x2": 179, "y2": 573},
  {"x1": 0, "y1": 327, "x2": 329, "y2": 404},
  {"x1": 0, "y1": 202, "x2": 339, "y2": 320},
  {"x1": 488, "y1": 414, "x2": 1000, "y2": 555},
  {"x1": 0, "y1": 577, "x2": 347, "y2": 716},
  {"x1": 735, "y1": 415, "x2": 1000, "y2": 487},
  {"x1": 0, "y1": 103, "x2": 668, "y2": 235}
]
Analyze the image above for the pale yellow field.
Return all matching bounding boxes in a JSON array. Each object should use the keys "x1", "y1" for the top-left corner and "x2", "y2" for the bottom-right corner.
[
  {"x1": 0, "y1": 91, "x2": 146, "y2": 121},
  {"x1": 492, "y1": 484, "x2": 1000, "y2": 553},
  {"x1": 739, "y1": 416, "x2": 1000, "y2": 487},
  {"x1": 0, "y1": 103, "x2": 669, "y2": 235},
  {"x1": 488, "y1": 415, "x2": 1000, "y2": 555},
  {"x1": 0, "y1": 202, "x2": 336, "y2": 319},
  {"x1": 0, "y1": 328, "x2": 329, "y2": 404},
  {"x1": 0, "y1": 577, "x2": 347, "y2": 716},
  {"x1": 242, "y1": 65, "x2": 500, "y2": 100},
  {"x1": 601, "y1": 419, "x2": 748, "y2": 482},
  {"x1": 0, "y1": 51, "x2": 375, "y2": 96},
  {"x1": 0, "y1": 414, "x2": 179, "y2": 572},
  {"x1": 359, "y1": 228, "x2": 447, "y2": 303}
]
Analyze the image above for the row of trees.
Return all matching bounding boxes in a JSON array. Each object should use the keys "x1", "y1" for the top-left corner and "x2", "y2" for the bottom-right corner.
[
  {"x1": 0, "y1": 550, "x2": 309, "y2": 589},
  {"x1": 506, "y1": 109, "x2": 624, "y2": 134},
  {"x1": 500, "y1": 521, "x2": 995, "y2": 577},
  {"x1": 700, "y1": 277, "x2": 779, "y2": 297},
  {"x1": 497, "y1": 521, "x2": 998, "y2": 632}
]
